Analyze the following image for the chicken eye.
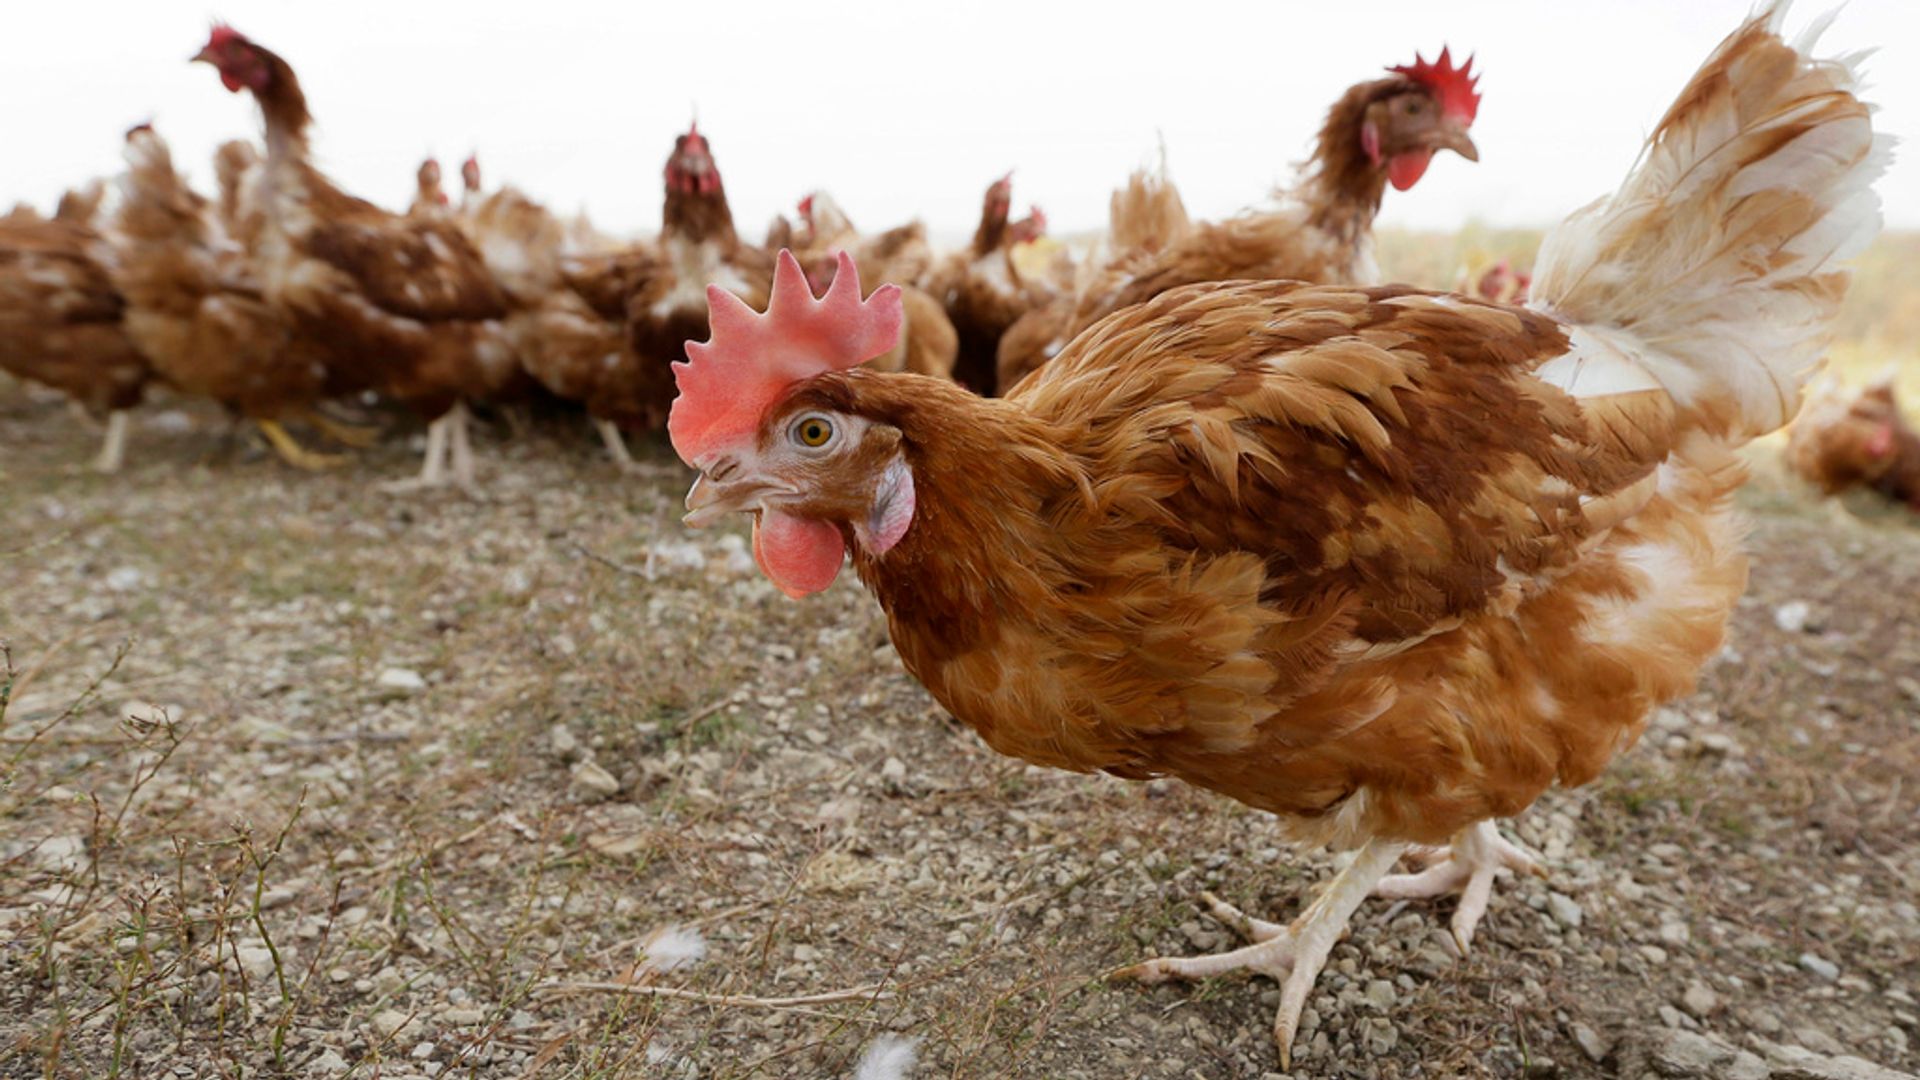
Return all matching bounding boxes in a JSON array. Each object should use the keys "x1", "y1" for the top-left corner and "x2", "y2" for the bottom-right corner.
[{"x1": 792, "y1": 415, "x2": 835, "y2": 448}]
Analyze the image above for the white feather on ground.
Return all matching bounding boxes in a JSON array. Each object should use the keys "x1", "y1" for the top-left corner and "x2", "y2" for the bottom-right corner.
[
  {"x1": 636, "y1": 925, "x2": 707, "y2": 976},
  {"x1": 851, "y1": 1034, "x2": 919, "y2": 1080}
]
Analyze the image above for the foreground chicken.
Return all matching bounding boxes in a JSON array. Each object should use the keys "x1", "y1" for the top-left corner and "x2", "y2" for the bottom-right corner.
[
  {"x1": 0, "y1": 204, "x2": 151, "y2": 471},
  {"x1": 193, "y1": 26, "x2": 520, "y2": 490},
  {"x1": 1787, "y1": 374, "x2": 1920, "y2": 511},
  {"x1": 997, "y1": 49, "x2": 1483, "y2": 392},
  {"x1": 667, "y1": 7, "x2": 1882, "y2": 1062}
]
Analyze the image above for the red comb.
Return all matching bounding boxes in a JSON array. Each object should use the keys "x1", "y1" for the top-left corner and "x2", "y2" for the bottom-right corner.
[
  {"x1": 1390, "y1": 47, "x2": 1480, "y2": 125},
  {"x1": 206, "y1": 23, "x2": 247, "y2": 50},
  {"x1": 797, "y1": 194, "x2": 814, "y2": 217},
  {"x1": 669, "y1": 250, "x2": 903, "y2": 467}
]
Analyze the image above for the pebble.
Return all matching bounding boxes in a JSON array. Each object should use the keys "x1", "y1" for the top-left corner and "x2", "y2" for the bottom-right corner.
[
  {"x1": 1547, "y1": 892, "x2": 1583, "y2": 930},
  {"x1": 569, "y1": 761, "x2": 620, "y2": 801},
  {"x1": 1681, "y1": 980, "x2": 1719, "y2": 1018},
  {"x1": 375, "y1": 668, "x2": 427, "y2": 695},
  {"x1": 369, "y1": 1009, "x2": 420, "y2": 1041},
  {"x1": 310, "y1": 1049, "x2": 349, "y2": 1074},
  {"x1": 1570, "y1": 1022, "x2": 1610, "y2": 1063},
  {"x1": 442, "y1": 1007, "x2": 486, "y2": 1026},
  {"x1": 1774, "y1": 600, "x2": 1812, "y2": 633},
  {"x1": 106, "y1": 567, "x2": 146, "y2": 592},
  {"x1": 234, "y1": 945, "x2": 278, "y2": 983},
  {"x1": 1658, "y1": 921, "x2": 1692, "y2": 947},
  {"x1": 1363, "y1": 980, "x2": 1397, "y2": 1011},
  {"x1": 549, "y1": 725, "x2": 581, "y2": 762},
  {"x1": 1798, "y1": 952, "x2": 1841, "y2": 981},
  {"x1": 1640, "y1": 944, "x2": 1670, "y2": 965},
  {"x1": 1361, "y1": 1017, "x2": 1398, "y2": 1055},
  {"x1": 410, "y1": 1041, "x2": 435, "y2": 1060}
]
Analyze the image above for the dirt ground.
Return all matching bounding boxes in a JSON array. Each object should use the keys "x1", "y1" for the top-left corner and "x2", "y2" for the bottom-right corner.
[{"x1": 2, "y1": 386, "x2": 1916, "y2": 1080}]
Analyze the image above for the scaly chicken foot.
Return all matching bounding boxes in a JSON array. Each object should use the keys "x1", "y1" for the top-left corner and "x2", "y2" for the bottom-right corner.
[
  {"x1": 447, "y1": 401, "x2": 477, "y2": 489},
  {"x1": 257, "y1": 419, "x2": 348, "y2": 470},
  {"x1": 92, "y1": 409, "x2": 131, "y2": 474},
  {"x1": 303, "y1": 409, "x2": 380, "y2": 449},
  {"x1": 596, "y1": 418, "x2": 639, "y2": 471},
  {"x1": 1371, "y1": 820, "x2": 1544, "y2": 954},
  {"x1": 1118, "y1": 839, "x2": 1406, "y2": 1068}
]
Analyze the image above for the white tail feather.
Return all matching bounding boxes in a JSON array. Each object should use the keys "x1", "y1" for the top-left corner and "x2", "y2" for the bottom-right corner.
[{"x1": 1530, "y1": 2, "x2": 1888, "y2": 441}]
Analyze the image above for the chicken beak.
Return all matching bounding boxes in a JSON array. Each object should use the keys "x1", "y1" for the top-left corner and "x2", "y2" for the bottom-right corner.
[
  {"x1": 683, "y1": 472, "x2": 785, "y2": 528},
  {"x1": 191, "y1": 47, "x2": 216, "y2": 65},
  {"x1": 1435, "y1": 121, "x2": 1480, "y2": 163}
]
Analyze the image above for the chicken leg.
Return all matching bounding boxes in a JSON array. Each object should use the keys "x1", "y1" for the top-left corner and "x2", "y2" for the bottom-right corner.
[
  {"x1": 1118, "y1": 839, "x2": 1406, "y2": 1068},
  {"x1": 92, "y1": 409, "x2": 131, "y2": 474},
  {"x1": 596, "y1": 418, "x2": 637, "y2": 470},
  {"x1": 1371, "y1": 819, "x2": 1543, "y2": 954},
  {"x1": 257, "y1": 420, "x2": 348, "y2": 470},
  {"x1": 446, "y1": 401, "x2": 477, "y2": 489},
  {"x1": 379, "y1": 410, "x2": 452, "y2": 493}
]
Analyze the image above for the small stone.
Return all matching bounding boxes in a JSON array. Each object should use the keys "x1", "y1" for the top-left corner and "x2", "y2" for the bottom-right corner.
[
  {"x1": 1570, "y1": 1022, "x2": 1610, "y2": 1063},
  {"x1": 1659, "y1": 1004, "x2": 1689, "y2": 1029},
  {"x1": 880, "y1": 757, "x2": 907, "y2": 785},
  {"x1": 569, "y1": 761, "x2": 620, "y2": 801},
  {"x1": 1639, "y1": 944, "x2": 1670, "y2": 965},
  {"x1": 1681, "y1": 980, "x2": 1719, "y2": 1018},
  {"x1": 549, "y1": 725, "x2": 581, "y2": 762},
  {"x1": 411, "y1": 1041, "x2": 435, "y2": 1060},
  {"x1": 368, "y1": 1009, "x2": 420, "y2": 1041},
  {"x1": 1659, "y1": 921, "x2": 1691, "y2": 947},
  {"x1": 1364, "y1": 979, "x2": 1397, "y2": 1011},
  {"x1": 1547, "y1": 892, "x2": 1583, "y2": 930},
  {"x1": 105, "y1": 566, "x2": 145, "y2": 591},
  {"x1": 507, "y1": 1010, "x2": 536, "y2": 1030},
  {"x1": 1774, "y1": 600, "x2": 1812, "y2": 633},
  {"x1": 29, "y1": 835, "x2": 89, "y2": 874},
  {"x1": 310, "y1": 1049, "x2": 349, "y2": 1074},
  {"x1": 1790, "y1": 1026, "x2": 1848, "y2": 1056},
  {"x1": 375, "y1": 668, "x2": 427, "y2": 696},
  {"x1": 234, "y1": 946, "x2": 278, "y2": 983},
  {"x1": 1362, "y1": 1017, "x2": 1398, "y2": 1055},
  {"x1": 442, "y1": 1007, "x2": 486, "y2": 1026},
  {"x1": 792, "y1": 944, "x2": 821, "y2": 964},
  {"x1": 328, "y1": 967, "x2": 351, "y2": 984},
  {"x1": 1798, "y1": 953, "x2": 1841, "y2": 981}
]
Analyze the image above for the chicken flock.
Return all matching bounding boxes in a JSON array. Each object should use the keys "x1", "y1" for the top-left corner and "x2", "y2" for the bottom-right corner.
[{"x1": 0, "y1": 6, "x2": 1901, "y2": 1066}]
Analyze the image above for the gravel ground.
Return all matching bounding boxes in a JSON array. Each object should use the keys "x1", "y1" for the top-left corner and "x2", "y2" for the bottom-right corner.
[{"x1": 1, "y1": 385, "x2": 1916, "y2": 1080}]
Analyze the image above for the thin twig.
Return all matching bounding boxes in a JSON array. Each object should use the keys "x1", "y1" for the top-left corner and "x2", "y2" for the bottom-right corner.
[
  {"x1": 340, "y1": 819, "x2": 492, "y2": 881},
  {"x1": 566, "y1": 541, "x2": 650, "y2": 579},
  {"x1": 535, "y1": 981, "x2": 891, "y2": 1009}
]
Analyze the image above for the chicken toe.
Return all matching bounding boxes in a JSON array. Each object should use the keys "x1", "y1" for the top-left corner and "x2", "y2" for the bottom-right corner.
[
  {"x1": 257, "y1": 419, "x2": 348, "y2": 471},
  {"x1": 1117, "y1": 840, "x2": 1405, "y2": 1068},
  {"x1": 1371, "y1": 820, "x2": 1542, "y2": 954}
]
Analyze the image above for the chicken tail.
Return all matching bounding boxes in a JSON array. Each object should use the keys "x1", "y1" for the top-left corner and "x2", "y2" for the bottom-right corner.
[{"x1": 1529, "y1": 3, "x2": 1888, "y2": 442}]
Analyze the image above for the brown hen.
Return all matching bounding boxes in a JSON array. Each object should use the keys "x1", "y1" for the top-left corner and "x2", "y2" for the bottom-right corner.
[
  {"x1": 998, "y1": 49, "x2": 1482, "y2": 392},
  {"x1": 193, "y1": 26, "x2": 524, "y2": 491},
  {"x1": 668, "y1": 7, "x2": 1884, "y2": 1063}
]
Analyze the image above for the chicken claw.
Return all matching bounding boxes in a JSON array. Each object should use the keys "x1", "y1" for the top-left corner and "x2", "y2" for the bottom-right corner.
[
  {"x1": 1116, "y1": 840, "x2": 1405, "y2": 1069},
  {"x1": 1371, "y1": 820, "x2": 1543, "y2": 954},
  {"x1": 303, "y1": 408, "x2": 380, "y2": 448},
  {"x1": 258, "y1": 419, "x2": 348, "y2": 471}
]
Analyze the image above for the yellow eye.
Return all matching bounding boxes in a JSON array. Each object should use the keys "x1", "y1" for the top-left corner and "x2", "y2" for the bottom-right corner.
[{"x1": 793, "y1": 416, "x2": 834, "y2": 448}]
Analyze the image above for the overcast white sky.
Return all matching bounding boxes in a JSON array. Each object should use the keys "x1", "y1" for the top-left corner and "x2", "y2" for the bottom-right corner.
[{"x1": 3, "y1": 1, "x2": 1913, "y2": 242}]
